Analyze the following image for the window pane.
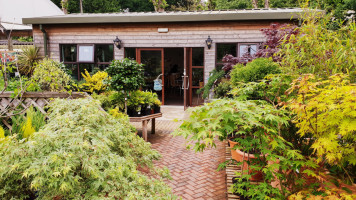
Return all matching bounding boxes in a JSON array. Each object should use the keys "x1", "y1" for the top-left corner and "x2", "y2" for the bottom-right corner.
[
  {"x1": 125, "y1": 48, "x2": 136, "y2": 60},
  {"x1": 192, "y1": 47, "x2": 204, "y2": 66},
  {"x1": 192, "y1": 68, "x2": 204, "y2": 87},
  {"x1": 61, "y1": 44, "x2": 77, "y2": 62},
  {"x1": 78, "y1": 45, "x2": 94, "y2": 62},
  {"x1": 192, "y1": 88, "x2": 204, "y2": 106},
  {"x1": 96, "y1": 44, "x2": 114, "y2": 63},
  {"x1": 79, "y1": 64, "x2": 95, "y2": 80},
  {"x1": 216, "y1": 43, "x2": 236, "y2": 63},
  {"x1": 64, "y1": 64, "x2": 78, "y2": 80},
  {"x1": 239, "y1": 44, "x2": 258, "y2": 57}
]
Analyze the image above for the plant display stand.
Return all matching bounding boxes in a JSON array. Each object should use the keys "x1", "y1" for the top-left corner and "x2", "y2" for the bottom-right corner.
[{"x1": 129, "y1": 113, "x2": 162, "y2": 142}]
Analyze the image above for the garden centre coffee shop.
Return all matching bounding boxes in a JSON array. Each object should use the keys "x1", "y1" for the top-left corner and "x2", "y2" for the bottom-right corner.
[{"x1": 23, "y1": 9, "x2": 303, "y2": 108}]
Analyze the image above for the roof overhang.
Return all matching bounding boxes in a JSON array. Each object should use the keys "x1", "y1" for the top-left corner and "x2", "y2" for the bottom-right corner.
[{"x1": 23, "y1": 8, "x2": 314, "y2": 25}]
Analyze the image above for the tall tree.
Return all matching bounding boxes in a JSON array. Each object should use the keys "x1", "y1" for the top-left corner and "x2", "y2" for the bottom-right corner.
[
  {"x1": 166, "y1": 0, "x2": 205, "y2": 11},
  {"x1": 214, "y1": 0, "x2": 252, "y2": 9},
  {"x1": 150, "y1": 0, "x2": 168, "y2": 12},
  {"x1": 61, "y1": 0, "x2": 68, "y2": 14}
]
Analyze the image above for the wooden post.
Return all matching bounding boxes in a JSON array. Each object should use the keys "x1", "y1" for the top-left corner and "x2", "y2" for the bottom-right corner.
[
  {"x1": 142, "y1": 120, "x2": 148, "y2": 141},
  {"x1": 6, "y1": 31, "x2": 13, "y2": 51},
  {"x1": 151, "y1": 118, "x2": 155, "y2": 134}
]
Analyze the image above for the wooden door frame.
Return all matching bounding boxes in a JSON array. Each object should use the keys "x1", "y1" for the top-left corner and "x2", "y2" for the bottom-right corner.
[
  {"x1": 184, "y1": 47, "x2": 192, "y2": 110},
  {"x1": 136, "y1": 48, "x2": 165, "y2": 105}
]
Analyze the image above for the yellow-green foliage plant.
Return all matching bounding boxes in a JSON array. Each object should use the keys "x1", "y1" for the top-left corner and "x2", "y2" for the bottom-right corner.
[
  {"x1": 31, "y1": 58, "x2": 72, "y2": 91},
  {"x1": 21, "y1": 116, "x2": 35, "y2": 139},
  {"x1": 279, "y1": 11, "x2": 356, "y2": 77},
  {"x1": 0, "y1": 99, "x2": 174, "y2": 200},
  {"x1": 108, "y1": 107, "x2": 129, "y2": 121},
  {"x1": 80, "y1": 69, "x2": 110, "y2": 94},
  {"x1": 287, "y1": 74, "x2": 356, "y2": 171},
  {"x1": 9, "y1": 107, "x2": 46, "y2": 139},
  {"x1": 0, "y1": 126, "x2": 4, "y2": 138}
]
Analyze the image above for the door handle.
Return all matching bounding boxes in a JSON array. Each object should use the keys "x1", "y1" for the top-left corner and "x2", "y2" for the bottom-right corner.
[{"x1": 181, "y1": 75, "x2": 189, "y2": 90}]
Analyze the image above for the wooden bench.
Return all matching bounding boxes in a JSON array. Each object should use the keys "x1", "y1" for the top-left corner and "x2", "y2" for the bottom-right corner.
[{"x1": 129, "y1": 113, "x2": 162, "y2": 141}]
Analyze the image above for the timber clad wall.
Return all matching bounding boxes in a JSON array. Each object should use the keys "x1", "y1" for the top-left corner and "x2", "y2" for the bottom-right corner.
[{"x1": 32, "y1": 21, "x2": 281, "y2": 83}]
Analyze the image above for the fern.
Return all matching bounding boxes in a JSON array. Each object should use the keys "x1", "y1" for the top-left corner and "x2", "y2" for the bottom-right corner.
[{"x1": 198, "y1": 69, "x2": 225, "y2": 99}]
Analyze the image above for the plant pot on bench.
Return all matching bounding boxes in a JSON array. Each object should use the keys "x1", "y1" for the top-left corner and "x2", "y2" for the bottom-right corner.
[{"x1": 236, "y1": 148, "x2": 264, "y2": 181}]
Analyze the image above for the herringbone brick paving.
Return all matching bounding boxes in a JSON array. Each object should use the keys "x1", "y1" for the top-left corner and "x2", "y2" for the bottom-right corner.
[{"x1": 133, "y1": 120, "x2": 227, "y2": 200}]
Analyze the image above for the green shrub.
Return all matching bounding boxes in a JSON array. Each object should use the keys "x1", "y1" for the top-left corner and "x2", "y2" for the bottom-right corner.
[
  {"x1": 213, "y1": 79, "x2": 232, "y2": 99},
  {"x1": 173, "y1": 99, "x2": 317, "y2": 199},
  {"x1": 230, "y1": 74, "x2": 296, "y2": 105},
  {"x1": 230, "y1": 58, "x2": 280, "y2": 85},
  {"x1": 93, "y1": 91, "x2": 125, "y2": 111},
  {"x1": 31, "y1": 58, "x2": 72, "y2": 91},
  {"x1": 105, "y1": 58, "x2": 145, "y2": 92},
  {"x1": 0, "y1": 99, "x2": 174, "y2": 199},
  {"x1": 0, "y1": 77, "x2": 41, "y2": 92}
]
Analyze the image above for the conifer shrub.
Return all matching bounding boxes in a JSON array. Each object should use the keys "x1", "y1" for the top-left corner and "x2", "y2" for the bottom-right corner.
[{"x1": 0, "y1": 99, "x2": 174, "y2": 200}]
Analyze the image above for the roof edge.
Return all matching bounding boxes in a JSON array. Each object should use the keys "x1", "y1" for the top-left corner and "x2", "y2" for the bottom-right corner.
[{"x1": 23, "y1": 8, "x2": 317, "y2": 25}]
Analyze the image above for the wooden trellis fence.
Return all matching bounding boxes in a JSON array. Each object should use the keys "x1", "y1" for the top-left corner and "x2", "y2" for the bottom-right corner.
[{"x1": 0, "y1": 92, "x2": 88, "y2": 129}]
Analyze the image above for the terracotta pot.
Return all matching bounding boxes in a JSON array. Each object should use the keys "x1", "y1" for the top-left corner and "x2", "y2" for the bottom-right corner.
[
  {"x1": 236, "y1": 149, "x2": 264, "y2": 181},
  {"x1": 228, "y1": 140, "x2": 243, "y2": 162}
]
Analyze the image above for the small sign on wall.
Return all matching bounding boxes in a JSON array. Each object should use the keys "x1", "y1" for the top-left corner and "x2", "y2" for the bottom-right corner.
[
  {"x1": 78, "y1": 45, "x2": 94, "y2": 62},
  {"x1": 158, "y1": 28, "x2": 169, "y2": 33}
]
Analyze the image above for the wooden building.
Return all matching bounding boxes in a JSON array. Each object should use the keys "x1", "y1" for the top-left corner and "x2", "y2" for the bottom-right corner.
[{"x1": 23, "y1": 9, "x2": 303, "y2": 108}]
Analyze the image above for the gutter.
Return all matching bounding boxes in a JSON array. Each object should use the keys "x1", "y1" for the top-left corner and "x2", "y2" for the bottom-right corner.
[{"x1": 39, "y1": 24, "x2": 48, "y2": 57}]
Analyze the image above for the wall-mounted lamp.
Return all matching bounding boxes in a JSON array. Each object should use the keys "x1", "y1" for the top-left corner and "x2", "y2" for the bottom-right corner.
[
  {"x1": 205, "y1": 36, "x2": 213, "y2": 49},
  {"x1": 113, "y1": 36, "x2": 122, "y2": 49}
]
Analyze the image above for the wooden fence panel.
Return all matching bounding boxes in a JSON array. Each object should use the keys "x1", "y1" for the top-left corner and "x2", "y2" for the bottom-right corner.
[{"x1": 0, "y1": 92, "x2": 88, "y2": 130}]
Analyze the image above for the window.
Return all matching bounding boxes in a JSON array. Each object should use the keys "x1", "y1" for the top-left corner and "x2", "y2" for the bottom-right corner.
[
  {"x1": 60, "y1": 44, "x2": 114, "y2": 80},
  {"x1": 216, "y1": 42, "x2": 259, "y2": 69},
  {"x1": 216, "y1": 43, "x2": 236, "y2": 64},
  {"x1": 78, "y1": 45, "x2": 94, "y2": 62},
  {"x1": 192, "y1": 48, "x2": 204, "y2": 66},
  {"x1": 238, "y1": 44, "x2": 258, "y2": 57},
  {"x1": 124, "y1": 47, "x2": 136, "y2": 60}
]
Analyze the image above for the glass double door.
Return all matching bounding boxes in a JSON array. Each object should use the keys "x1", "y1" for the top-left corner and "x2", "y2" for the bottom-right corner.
[{"x1": 136, "y1": 48, "x2": 204, "y2": 108}]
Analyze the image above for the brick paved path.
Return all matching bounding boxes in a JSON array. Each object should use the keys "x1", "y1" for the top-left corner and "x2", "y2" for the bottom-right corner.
[{"x1": 133, "y1": 121, "x2": 227, "y2": 200}]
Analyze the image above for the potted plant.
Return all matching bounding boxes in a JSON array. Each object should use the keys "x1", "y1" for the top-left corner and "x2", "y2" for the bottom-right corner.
[
  {"x1": 141, "y1": 91, "x2": 156, "y2": 116},
  {"x1": 127, "y1": 90, "x2": 144, "y2": 117},
  {"x1": 105, "y1": 58, "x2": 145, "y2": 114},
  {"x1": 153, "y1": 99, "x2": 161, "y2": 113}
]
